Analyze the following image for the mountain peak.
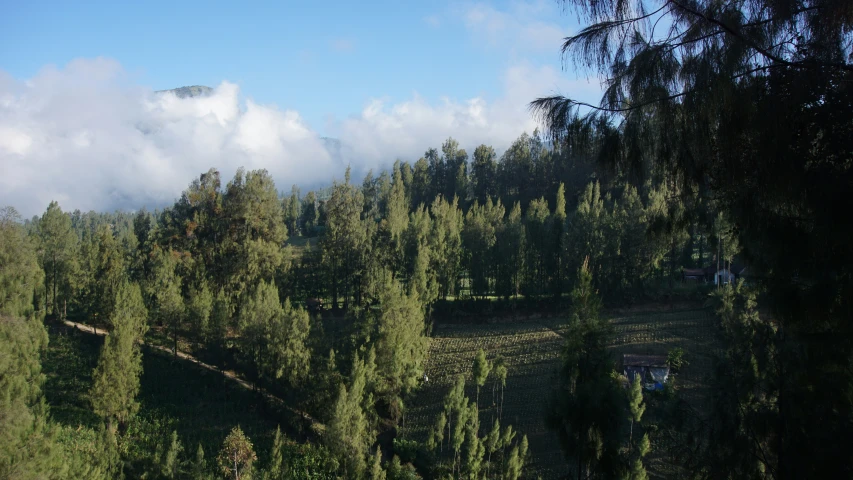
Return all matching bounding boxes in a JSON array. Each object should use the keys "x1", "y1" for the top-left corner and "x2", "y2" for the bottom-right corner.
[{"x1": 156, "y1": 85, "x2": 214, "y2": 99}]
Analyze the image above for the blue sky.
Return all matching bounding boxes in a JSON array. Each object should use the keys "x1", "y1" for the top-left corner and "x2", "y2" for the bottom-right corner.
[
  {"x1": 0, "y1": 0, "x2": 604, "y2": 215},
  {"x1": 1, "y1": 0, "x2": 595, "y2": 134}
]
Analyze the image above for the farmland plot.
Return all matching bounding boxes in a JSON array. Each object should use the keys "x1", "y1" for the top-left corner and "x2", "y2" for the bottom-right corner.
[{"x1": 406, "y1": 307, "x2": 722, "y2": 479}]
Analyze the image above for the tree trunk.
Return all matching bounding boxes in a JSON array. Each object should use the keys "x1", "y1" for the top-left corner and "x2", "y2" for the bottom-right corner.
[{"x1": 53, "y1": 253, "x2": 57, "y2": 316}]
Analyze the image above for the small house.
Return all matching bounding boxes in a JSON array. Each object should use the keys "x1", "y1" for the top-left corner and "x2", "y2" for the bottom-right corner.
[{"x1": 622, "y1": 354, "x2": 670, "y2": 391}]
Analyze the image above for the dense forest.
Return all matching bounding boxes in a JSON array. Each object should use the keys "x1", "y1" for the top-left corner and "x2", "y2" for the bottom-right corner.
[
  {"x1": 2, "y1": 0, "x2": 851, "y2": 478},
  {"x1": 1, "y1": 127, "x2": 718, "y2": 478}
]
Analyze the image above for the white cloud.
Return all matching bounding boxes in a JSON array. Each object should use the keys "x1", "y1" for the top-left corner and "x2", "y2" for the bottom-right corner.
[
  {"x1": 0, "y1": 57, "x2": 603, "y2": 217},
  {"x1": 461, "y1": 1, "x2": 566, "y2": 53},
  {"x1": 0, "y1": 58, "x2": 337, "y2": 217},
  {"x1": 328, "y1": 61, "x2": 602, "y2": 171}
]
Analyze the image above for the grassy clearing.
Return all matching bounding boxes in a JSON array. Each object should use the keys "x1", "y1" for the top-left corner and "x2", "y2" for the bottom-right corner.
[
  {"x1": 407, "y1": 305, "x2": 722, "y2": 479},
  {"x1": 42, "y1": 323, "x2": 290, "y2": 472}
]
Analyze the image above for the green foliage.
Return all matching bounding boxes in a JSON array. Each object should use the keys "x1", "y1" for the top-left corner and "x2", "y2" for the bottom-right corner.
[
  {"x1": 321, "y1": 167, "x2": 368, "y2": 310},
  {"x1": 471, "y1": 348, "x2": 491, "y2": 407},
  {"x1": 185, "y1": 281, "x2": 213, "y2": 350},
  {"x1": 90, "y1": 280, "x2": 148, "y2": 431},
  {"x1": 266, "y1": 426, "x2": 286, "y2": 480},
  {"x1": 239, "y1": 281, "x2": 312, "y2": 386},
  {"x1": 666, "y1": 347, "x2": 687, "y2": 374},
  {"x1": 190, "y1": 443, "x2": 210, "y2": 480},
  {"x1": 374, "y1": 278, "x2": 429, "y2": 399},
  {"x1": 149, "y1": 248, "x2": 184, "y2": 355},
  {"x1": 326, "y1": 350, "x2": 375, "y2": 478},
  {"x1": 385, "y1": 455, "x2": 421, "y2": 480},
  {"x1": 87, "y1": 225, "x2": 126, "y2": 324},
  {"x1": 220, "y1": 168, "x2": 288, "y2": 308},
  {"x1": 547, "y1": 262, "x2": 624, "y2": 479},
  {"x1": 0, "y1": 207, "x2": 43, "y2": 318},
  {"x1": 0, "y1": 315, "x2": 61, "y2": 478},
  {"x1": 36, "y1": 201, "x2": 79, "y2": 317},
  {"x1": 158, "y1": 430, "x2": 185, "y2": 479},
  {"x1": 368, "y1": 448, "x2": 386, "y2": 480},
  {"x1": 217, "y1": 426, "x2": 257, "y2": 480}
]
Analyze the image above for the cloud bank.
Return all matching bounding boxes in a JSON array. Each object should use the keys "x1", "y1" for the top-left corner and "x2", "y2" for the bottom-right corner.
[{"x1": 0, "y1": 57, "x2": 599, "y2": 217}]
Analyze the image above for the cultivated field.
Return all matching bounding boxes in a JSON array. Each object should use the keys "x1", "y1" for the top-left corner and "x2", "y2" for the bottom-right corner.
[{"x1": 406, "y1": 306, "x2": 723, "y2": 479}]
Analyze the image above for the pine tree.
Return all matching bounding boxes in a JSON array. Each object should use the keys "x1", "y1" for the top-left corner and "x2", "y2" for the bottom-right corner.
[
  {"x1": 190, "y1": 443, "x2": 210, "y2": 480},
  {"x1": 321, "y1": 168, "x2": 368, "y2": 310},
  {"x1": 0, "y1": 315, "x2": 68, "y2": 479},
  {"x1": 495, "y1": 202, "x2": 525, "y2": 300},
  {"x1": 36, "y1": 201, "x2": 78, "y2": 317},
  {"x1": 149, "y1": 248, "x2": 184, "y2": 356},
  {"x1": 0, "y1": 207, "x2": 43, "y2": 318},
  {"x1": 472, "y1": 349, "x2": 491, "y2": 408},
  {"x1": 552, "y1": 183, "x2": 567, "y2": 302},
  {"x1": 185, "y1": 280, "x2": 213, "y2": 351},
  {"x1": 492, "y1": 358, "x2": 508, "y2": 421},
  {"x1": 471, "y1": 144, "x2": 497, "y2": 204},
  {"x1": 534, "y1": 3, "x2": 853, "y2": 474},
  {"x1": 221, "y1": 168, "x2": 287, "y2": 307},
  {"x1": 375, "y1": 278, "x2": 429, "y2": 399},
  {"x1": 547, "y1": 260, "x2": 624, "y2": 479},
  {"x1": 385, "y1": 164, "x2": 409, "y2": 275},
  {"x1": 90, "y1": 280, "x2": 148, "y2": 432},
  {"x1": 628, "y1": 375, "x2": 645, "y2": 448},
  {"x1": 273, "y1": 299, "x2": 312, "y2": 385},
  {"x1": 327, "y1": 382, "x2": 370, "y2": 478},
  {"x1": 462, "y1": 401, "x2": 485, "y2": 479},
  {"x1": 267, "y1": 426, "x2": 286, "y2": 480},
  {"x1": 428, "y1": 195, "x2": 463, "y2": 299},
  {"x1": 89, "y1": 225, "x2": 126, "y2": 327},
  {"x1": 160, "y1": 430, "x2": 184, "y2": 479},
  {"x1": 368, "y1": 448, "x2": 386, "y2": 480},
  {"x1": 217, "y1": 426, "x2": 257, "y2": 480},
  {"x1": 238, "y1": 280, "x2": 283, "y2": 386}
]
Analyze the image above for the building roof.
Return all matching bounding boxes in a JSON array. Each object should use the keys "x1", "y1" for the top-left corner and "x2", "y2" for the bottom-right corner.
[{"x1": 622, "y1": 354, "x2": 668, "y2": 368}]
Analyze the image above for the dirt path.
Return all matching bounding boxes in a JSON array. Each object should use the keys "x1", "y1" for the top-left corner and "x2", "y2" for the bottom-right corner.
[{"x1": 60, "y1": 319, "x2": 321, "y2": 429}]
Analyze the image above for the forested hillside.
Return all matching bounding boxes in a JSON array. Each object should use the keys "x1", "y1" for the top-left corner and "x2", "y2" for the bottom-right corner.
[
  {"x1": 1, "y1": 125, "x2": 727, "y2": 479},
  {"x1": 1, "y1": 0, "x2": 851, "y2": 478}
]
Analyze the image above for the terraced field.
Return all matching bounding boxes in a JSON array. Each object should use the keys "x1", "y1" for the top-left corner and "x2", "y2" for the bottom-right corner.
[{"x1": 406, "y1": 306, "x2": 723, "y2": 479}]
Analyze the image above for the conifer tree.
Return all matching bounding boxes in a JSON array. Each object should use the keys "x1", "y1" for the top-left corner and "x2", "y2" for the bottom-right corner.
[
  {"x1": 472, "y1": 348, "x2": 491, "y2": 408},
  {"x1": 90, "y1": 280, "x2": 149, "y2": 432},
  {"x1": 150, "y1": 248, "x2": 184, "y2": 356},
  {"x1": 375, "y1": 278, "x2": 429, "y2": 399},
  {"x1": 471, "y1": 144, "x2": 498, "y2": 204},
  {"x1": 628, "y1": 375, "x2": 645, "y2": 448},
  {"x1": 428, "y1": 195, "x2": 463, "y2": 299},
  {"x1": 462, "y1": 401, "x2": 485, "y2": 479},
  {"x1": 547, "y1": 260, "x2": 624, "y2": 479},
  {"x1": 368, "y1": 448, "x2": 386, "y2": 480},
  {"x1": 0, "y1": 207, "x2": 43, "y2": 318},
  {"x1": 160, "y1": 430, "x2": 184, "y2": 479},
  {"x1": 267, "y1": 426, "x2": 286, "y2": 480},
  {"x1": 36, "y1": 201, "x2": 78, "y2": 317},
  {"x1": 190, "y1": 443, "x2": 210, "y2": 480},
  {"x1": 185, "y1": 280, "x2": 213, "y2": 352},
  {"x1": 0, "y1": 315, "x2": 69, "y2": 479},
  {"x1": 552, "y1": 183, "x2": 567, "y2": 302},
  {"x1": 88, "y1": 225, "x2": 126, "y2": 326},
  {"x1": 217, "y1": 426, "x2": 257, "y2": 480},
  {"x1": 492, "y1": 358, "x2": 508, "y2": 421},
  {"x1": 221, "y1": 168, "x2": 287, "y2": 308},
  {"x1": 495, "y1": 202, "x2": 525, "y2": 299},
  {"x1": 524, "y1": 198, "x2": 551, "y2": 295}
]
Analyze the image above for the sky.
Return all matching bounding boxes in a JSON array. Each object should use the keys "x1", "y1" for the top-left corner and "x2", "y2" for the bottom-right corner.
[{"x1": 0, "y1": 0, "x2": 604, "y2": 217}]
